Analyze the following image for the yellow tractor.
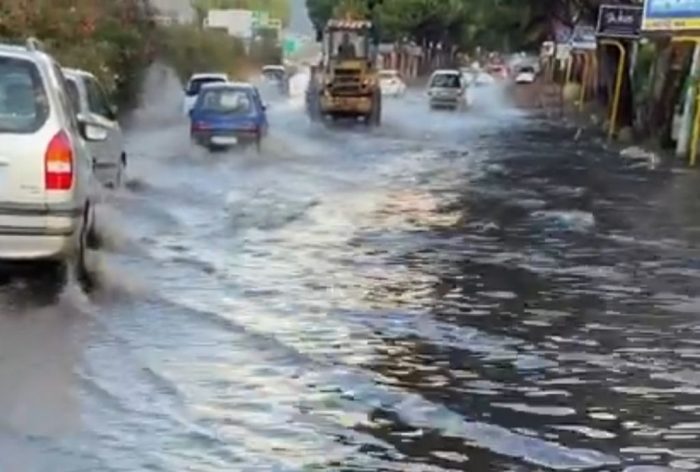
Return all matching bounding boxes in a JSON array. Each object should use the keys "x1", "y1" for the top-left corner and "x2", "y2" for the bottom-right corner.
[{"x1": 306, "y1": 18, "x2": 382, "y2": 126}]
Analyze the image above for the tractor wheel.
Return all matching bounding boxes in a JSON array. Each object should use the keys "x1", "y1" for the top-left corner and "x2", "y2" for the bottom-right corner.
[
  {"x1": 306, "y1": 79, "x2": 324, "y2": 123},
  {"x1": 369, "y1": 90, "x2": 382, "y2": 126}
]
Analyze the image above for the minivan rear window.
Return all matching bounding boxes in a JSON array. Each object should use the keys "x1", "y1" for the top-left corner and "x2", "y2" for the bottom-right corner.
[
  {"x1": 0, "y1": 57, "x2": 49, "y2": 133},
  {"x1": 186, "y1": 77, "x2": 226, "y2": 96}
]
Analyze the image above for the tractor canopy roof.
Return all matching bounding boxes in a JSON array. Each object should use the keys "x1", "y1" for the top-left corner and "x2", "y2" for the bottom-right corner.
[{"x1": 325, "y1": 19, "x2": 372, "y2": 31}]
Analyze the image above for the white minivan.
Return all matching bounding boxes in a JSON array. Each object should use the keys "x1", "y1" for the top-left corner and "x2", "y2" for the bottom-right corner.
[
  {"x1": 427, "y1": 69, "x2": 469, "y2": 111},
  {"x1": 64, "y1": 68, "x2": 126, "y2": 188},
  {"x1": 0, "y1": 39, "x2": 107, "y2": 282}
]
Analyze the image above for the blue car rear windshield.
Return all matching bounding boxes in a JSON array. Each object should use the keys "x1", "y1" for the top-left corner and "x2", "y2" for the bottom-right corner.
[
  {"x1": 197, "y1": 88, "x2": 254, "y2": 114},
  {"x1": 0, "y1": 57, "x2": 49, "y2": 133}
]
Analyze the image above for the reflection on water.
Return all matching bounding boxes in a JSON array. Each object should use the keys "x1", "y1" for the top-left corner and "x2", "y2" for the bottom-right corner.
[{"x1": 1, "y1": 65, "x2": 700, "y2": 470}]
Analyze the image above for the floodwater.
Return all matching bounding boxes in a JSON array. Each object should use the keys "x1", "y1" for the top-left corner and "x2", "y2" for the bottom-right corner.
[{"x1": 1, "y1": 64, "x2": 700, "y2": 471}]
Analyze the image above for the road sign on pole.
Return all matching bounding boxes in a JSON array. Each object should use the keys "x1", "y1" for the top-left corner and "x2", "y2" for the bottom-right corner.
[
  {"x1": 596, "y1": 4, "x2": 643, "y2": 39},
  {"x1": 283, "y1": 38, "x2": 298, "y2": 56}
]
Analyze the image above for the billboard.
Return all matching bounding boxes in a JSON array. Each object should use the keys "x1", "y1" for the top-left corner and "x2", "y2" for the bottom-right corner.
[
  {"x1": 597, "y1": 4, "x2": 643, "y2": 38},
  {"x1": 206, "y1": 9, "x2": 254, "y2": 38},
  {"x1": 642, "y1": 0, "x2": 700, "y2": 32}
]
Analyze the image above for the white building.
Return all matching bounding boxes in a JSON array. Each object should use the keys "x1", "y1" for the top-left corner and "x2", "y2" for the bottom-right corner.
[{"x1": 151, "y1": 0, "x2": 195, "y2": 24}]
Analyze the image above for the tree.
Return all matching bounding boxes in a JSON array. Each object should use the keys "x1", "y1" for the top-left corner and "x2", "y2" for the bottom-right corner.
[{"x1": 305, "y1": 0, "x2": 540, "y2": 50}]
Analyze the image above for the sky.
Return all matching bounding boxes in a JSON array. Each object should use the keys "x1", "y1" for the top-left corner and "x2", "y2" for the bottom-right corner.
[{"x1": 288, "y1": 0, "x2": 314, "y2": 34}]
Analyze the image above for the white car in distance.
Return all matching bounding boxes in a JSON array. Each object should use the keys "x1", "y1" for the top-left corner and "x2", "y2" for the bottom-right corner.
[
  {"x1": 379, "y1": 69, "x2": 406, "y2": 97},
  {"x1": 64, "y1": 68, "x2": 126, "y2": 188},
  {"x1": 515, "y1": 66, "x2": 537, "y2": 84},
  {"x1": 183, "y1": 72, "x2": 228, "y2": 115},
  {"x1": 427, "y1": 69, "x2": 469, "y2": 111}
]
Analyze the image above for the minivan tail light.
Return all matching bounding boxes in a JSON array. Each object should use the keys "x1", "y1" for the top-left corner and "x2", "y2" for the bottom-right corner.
[{"x1": 45, "y1": 131, "x2": 74, "y2": 190}]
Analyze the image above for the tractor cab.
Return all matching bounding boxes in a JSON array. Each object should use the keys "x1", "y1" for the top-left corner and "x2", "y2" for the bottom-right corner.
[
  {"x1": 320, "y1": 19, "x2": 377, "y2": 97},
  {"x1": 323, "y1": 20, "x2": 374, "y2": 67},
  {"x1": 306, "y1": 18, "x2": 382, "y2": 125}
]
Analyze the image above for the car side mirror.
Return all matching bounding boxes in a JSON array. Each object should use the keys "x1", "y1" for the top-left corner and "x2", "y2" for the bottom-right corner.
[{"x1": 78, "y1": 115, "x2": 108, "y2": 142}]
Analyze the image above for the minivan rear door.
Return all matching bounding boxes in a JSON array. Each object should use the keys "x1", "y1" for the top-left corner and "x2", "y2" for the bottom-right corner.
[{"x1": 0, "y1": 56, "x2": 53, "y2": 206}]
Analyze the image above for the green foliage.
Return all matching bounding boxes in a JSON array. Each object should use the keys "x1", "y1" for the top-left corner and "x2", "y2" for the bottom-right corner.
[
  {"x1": 306, "y1": 0, "x2": 336, "y2": 32},
  {"x1": 634, "y1": 41, "x2": 658, "y2": 104},
  {"x1": 333, "y1": 0, "x2": 369, "y2": 18},
  {"x1": 305, "y1": 0, "x2": 638, "y2": 51},
  {"x1": 306, "y1": 0, "x2": 529, "y2": 50},
  {"x1": 158, "y1": 25, "x2": 249, "y2": 83},
  {"x1": 0, "y1": 0, "x2": 154, "y2": 103}
]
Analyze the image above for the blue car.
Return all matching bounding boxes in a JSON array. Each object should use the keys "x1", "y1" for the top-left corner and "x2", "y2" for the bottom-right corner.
[{"x1": 189, "y1": 82, "x2": 268, "y2": 151}]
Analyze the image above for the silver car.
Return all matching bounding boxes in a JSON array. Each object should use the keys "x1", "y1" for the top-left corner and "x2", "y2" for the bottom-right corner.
[
  {"x1": 0, "y1": 39, "x2": 107, "y2": 283},
  {"x1": 427, "y1": 69, "x2": 468, "y2": 111},
  {"x1": 64, "y1": 68, "x2": 126, "y2": 188}
]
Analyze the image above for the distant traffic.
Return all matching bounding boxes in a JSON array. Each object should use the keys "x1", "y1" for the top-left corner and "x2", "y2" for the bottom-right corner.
[{"x1": 0, "y1": 29, "x2": 536, "y2": 291}]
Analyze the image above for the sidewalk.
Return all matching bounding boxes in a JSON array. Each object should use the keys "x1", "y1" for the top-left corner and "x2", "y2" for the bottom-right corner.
[{"x1": 509, "y1": 78, "x2": 563, "y2": 111}]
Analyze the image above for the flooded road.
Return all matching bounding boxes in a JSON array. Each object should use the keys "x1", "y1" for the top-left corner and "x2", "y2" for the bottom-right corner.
[{"x1": 2, "y1": 65, "x2": 700, "y2": 471}]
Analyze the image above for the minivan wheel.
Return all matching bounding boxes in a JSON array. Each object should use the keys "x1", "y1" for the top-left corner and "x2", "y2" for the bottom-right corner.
[
  {"x1": 49, "y1": 238, "x2": 88, "y2": 294},
  {"x1": 114, "y1": 154, "x2": 126, "y2": 189},
  {"x1": 86, "y1": 204, "x2": 100, "y2": 250},
  {"x1": 74, "y1": 212, "x2": 94, "y2": 291},
  {"x1": 76, "y1": 237, "x2": 89, "y2": 288}
]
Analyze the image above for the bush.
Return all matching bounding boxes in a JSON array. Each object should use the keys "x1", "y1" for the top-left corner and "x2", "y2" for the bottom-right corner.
[
  {"x1": 0, "y1": 0, "x2": 154, "y2": 105},
  {"x1": 158, "y1": 25, "x2": 252, "y2": 84}
]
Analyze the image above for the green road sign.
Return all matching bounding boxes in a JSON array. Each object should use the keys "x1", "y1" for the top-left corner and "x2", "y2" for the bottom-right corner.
[{"x1": 283, "y1": 38, "x2": 299, "y2": 56}]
